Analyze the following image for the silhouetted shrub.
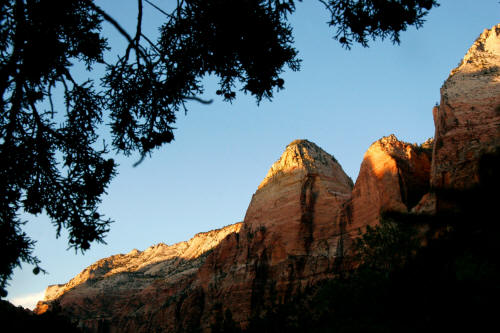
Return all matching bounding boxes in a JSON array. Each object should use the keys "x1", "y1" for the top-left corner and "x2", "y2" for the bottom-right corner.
[{"x1": 0, "y1": 300, "x2": 80, "y2": 332}]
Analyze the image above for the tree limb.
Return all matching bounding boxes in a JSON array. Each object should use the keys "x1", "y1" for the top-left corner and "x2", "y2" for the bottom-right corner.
[
  {"x1": 144, "y1": 0, "x2": 174, "y2": 19},
  {"x1": 90, "y1": 2, "x2": 148, "y2": 62},
  {"x1": 183, "y1": 96, "x2": 213, "y2": 104}
]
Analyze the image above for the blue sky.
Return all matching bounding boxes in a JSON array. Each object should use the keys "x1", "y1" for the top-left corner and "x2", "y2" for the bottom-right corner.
[{"x1": 7, "y1": 0, "x2": 500, "y2": 308}]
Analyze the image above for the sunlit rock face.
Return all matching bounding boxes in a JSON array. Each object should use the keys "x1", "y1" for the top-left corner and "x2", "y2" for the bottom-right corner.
[
  {"x1": 33, "y1": 138, "x2": 432, "y2": 332},
  {"x1": 196, "y1": 140, "x2": 354, "y2": 329},
  {"x1": 34, "y1": 223, "x2": 243, "y2": 331},
  {"x1": 431, "y1": 24, "x2": 500, "y2": 191},
  {"x1": 35, "y1": 140, "x2": 355, "y2": 332},
  {"x1": 349, "y1": 135, "x2": 432, "y2": 230},
  {"x1": 246, "y1": 139, "x2": 353, "y2": 259},
  {"x1": 32, "y1": 25, "x2": 500, "y2": 331}
]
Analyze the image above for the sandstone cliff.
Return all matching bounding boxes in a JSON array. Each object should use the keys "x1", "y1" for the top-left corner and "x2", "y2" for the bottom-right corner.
[
  {"x1": 431, "y1": 24, "x2": 500, "y2": 191},
  {"x1": 195, "y1": 140, "x2": 353, "y2": 329},
  {"x1": 34, "y1": 23, "x2": 500, "y2": 333},
  {"x1": 35, "y1": 223, "x2": 242, "y2": 331},
  {"x1": 35, "y1": 140, "x2": 358, "y2": 331},
  {"x1": 36, "y1": 137, "x2": 431, "y2": 332},
  {"x1": 350, "y1": 134, "x2": 432, "y2": 231}
]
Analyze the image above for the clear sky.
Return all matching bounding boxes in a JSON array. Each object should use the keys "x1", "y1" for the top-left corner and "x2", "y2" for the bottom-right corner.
[{"x1": 7, "y1": 0, "x2": 500, "y2": 309}]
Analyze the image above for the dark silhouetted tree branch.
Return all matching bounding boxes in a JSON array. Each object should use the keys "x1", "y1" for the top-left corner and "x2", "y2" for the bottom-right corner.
[{"x1": 0, "y1": 0, "x2": 438, "y2": 297}]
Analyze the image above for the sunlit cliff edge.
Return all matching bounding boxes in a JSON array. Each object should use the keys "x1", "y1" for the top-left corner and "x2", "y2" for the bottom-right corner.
[
  {"x1": 432, "y1": 24, "x2": 500, "y2": 190},
  {"x1": 35, "y1": 223, "x2": 242, "y2": 313},
  {"x1": 34, "y1": 24, "x2": 500, "y2": 332}
]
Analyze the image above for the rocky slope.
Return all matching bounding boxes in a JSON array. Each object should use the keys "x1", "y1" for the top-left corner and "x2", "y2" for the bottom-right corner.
[
  {"x1": 35, "y1": 138, "x2": 428, "y2": 332},
  {"x1": 349, "y1": 135, "x2": 432, "y2": 231},
  {"x1": 431, "y1": 24, "x2": 500, "y2": 191},
  {"x1": 244, "y1": 139, "x2": 353, "y2": 261},
  {"x1": 195, "y1": 140, "x2": 354, "y2": 329},
  {"x1": 34, "y1": 23, "x2": 500, "y2": 333},
  {"x1": 35, "y1": 223, "x2": 242, "y2": 331}
]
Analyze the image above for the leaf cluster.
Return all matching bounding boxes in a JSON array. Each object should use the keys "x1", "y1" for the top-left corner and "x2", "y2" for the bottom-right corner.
[
  {"x1": 0, "y1": 0, "x2": 439, "y2": 296},
  {"x1": 104, "y1": 0, "x2": 301, "y2": 158},
  {"x1": 320, "y1": 0, "x2": 439, "y2": 48},
  {"x1": 0, "y1": 0, "x2": 114, "y2": 295},
  {"x1": 352, "y1": 216, "x2": 421, "y2": 276}
]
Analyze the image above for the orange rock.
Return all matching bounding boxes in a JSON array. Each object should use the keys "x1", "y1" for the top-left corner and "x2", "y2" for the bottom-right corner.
[
  {"x1": 35, "y1": 140, "x2": 356, "y2": 332},
  {"x1": 245, "y1": 139, "x2": 353, "y2": 258},
  {"x1": 195, "y1": 140, "x2": 354, "y2": 328},
  {"x1": 411, "y1": 192, "x2": 437, "y2": 215},
  {"x1": 35, "y1": 137, "x2": 433, "y2": 332},
  {"x1": 431, "y1": 24, "x2": 500, "y2": 191},
  {"x1": 34, "y1": 223, "x2": 243, "y2": 332},
  {"x1": 349, "y1": 134, "x2": 432, "y2": 232},
  {"x1": 32, "y1": 301, "x2": 49, "y2": 315}
]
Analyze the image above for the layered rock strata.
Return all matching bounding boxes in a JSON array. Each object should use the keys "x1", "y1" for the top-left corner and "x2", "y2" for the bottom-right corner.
[
  {"x1": 36, "y1": 138, "x2": 432, "y2": 332},
  {"x1": 34, "y1": 23, "x2": 500, "y2": 333},
  {"x1": 431, "y1": 24, "x2": 500, "y2": 191},
  {"x1": 35, "y1": 223, "x2": 243, "y2": 331},
  {"x1": 196, "y1": 140, "x2": 354, "y2": 329},
  {"x1": 36, "y1": 140, "x2": 358, "y2": 332}
]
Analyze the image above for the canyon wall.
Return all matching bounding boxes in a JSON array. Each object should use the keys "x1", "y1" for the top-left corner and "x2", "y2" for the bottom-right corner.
[
  {"x1": 35, "y1": 223, "x2": 242, "y2": 332},
  {"x1": 195, "y1": 139, "x2": 354, "y2": 329},
  {"x1": 34, "y1": 23, "x2": 500, "y2": 333},
  {"x1": 350, "y1": 135, "x2": 432, "y2": 231},
  {"x1": 431, "y1": 24, "x2": 500, "y2": 191},
  {"x1": 35, "y1": 137, "x2": 428, "y2": 332}
]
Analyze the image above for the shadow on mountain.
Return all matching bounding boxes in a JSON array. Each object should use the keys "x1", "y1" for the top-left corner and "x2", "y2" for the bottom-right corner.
[
  {"x1": 36, "y1": 227, "x2": 243, "y2": 332},
  {"x1": 219, "y1": 148, "x2": 500, "y2": 333},
  {"x1": 38, "y1": 148, "x2": 500, "y2": 332},
  {"x1": 0, "y1": 299, "x2": 80, "y2": 332}
]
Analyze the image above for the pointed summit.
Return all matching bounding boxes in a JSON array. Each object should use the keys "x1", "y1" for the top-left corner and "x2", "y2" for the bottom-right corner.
[
  {"x1": 258, "y1": 139, "x2": 350, "y2": 189},
  {"x1": 450, "y1": 24, "x2": 500, "y2": 77},
  {"x1": 245, "y1": 139, "x2": 353, "y2": 231},
  {"x1": 349, "y1": 134, "x2": 432, "y2": 232},
  {"x1": 442, "y1": 24, "x2": 500, "y2": 104},
  {"x1": 432, "y1": 23, "x2": 500, "y2": 190}
]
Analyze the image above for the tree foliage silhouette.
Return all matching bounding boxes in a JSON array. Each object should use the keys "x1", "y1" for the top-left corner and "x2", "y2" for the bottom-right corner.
[{"x1": 0, "y1": 0, "x2": 438, "y2": 296}]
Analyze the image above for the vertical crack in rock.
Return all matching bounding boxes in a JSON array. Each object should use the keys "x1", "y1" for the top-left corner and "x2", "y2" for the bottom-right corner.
[
  {"x1": 397, "y1": 164, "x2": 409, "y2": 209},
  {"x1": 250, "y1": 248, "x2": 269, "y2": 316},
  {"x1": 300, "y1": 175, "x2": 316, "y2": 254},
  {"x1": 334, "y1": 200, "x2": 353, "y2": 272}
]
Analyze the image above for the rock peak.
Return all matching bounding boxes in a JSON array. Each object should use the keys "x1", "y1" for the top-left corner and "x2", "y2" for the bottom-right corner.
[
  {"x1": 286, "y1": 138, "x2": 314, "y2": 147},
  {"x1": 377, "y1": 134, "x2": 401, "y2": 148},
  {"x1": 442, "y1": 24, "x2": 500, "y2": 104},
  {"x1": 432, "y1": 23, "x2": 500, "y2": 190},
  {"x1": 450, "y1": 24, "x2": 500, "y2": 77},
  {"x1": 258, "y1": 139, "x2": 340, "y2": 189},
  {"x1": 352, "y1": 134, "x2": 432, "y2": 229}
]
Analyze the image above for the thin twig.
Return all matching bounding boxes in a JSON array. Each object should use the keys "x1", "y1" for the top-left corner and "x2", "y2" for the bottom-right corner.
[
  {"x1": 141, "y1": 33, "x2": 162, "y2": 54},
  {"x1": 47, "y1": 84, "x2": 55, "y2": 118},
  {"x1": 134, "y1": 0, "x2": 143, "y2": 63},
  {"x1": 144, "y1": 0, "x2": 174, "y2": 19},
  {"x1": 135, "y1": 0, "x2": 143, "y2": 44},
  {"x1": 90, "y1": 3, "x2": 149, "y2": 62},
  {"x1": 183, "y1": 96, "x2": 213, "y2": 104},
  {"x1": 133, "y1": 153, "x2": 147, "y2": 167}
]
